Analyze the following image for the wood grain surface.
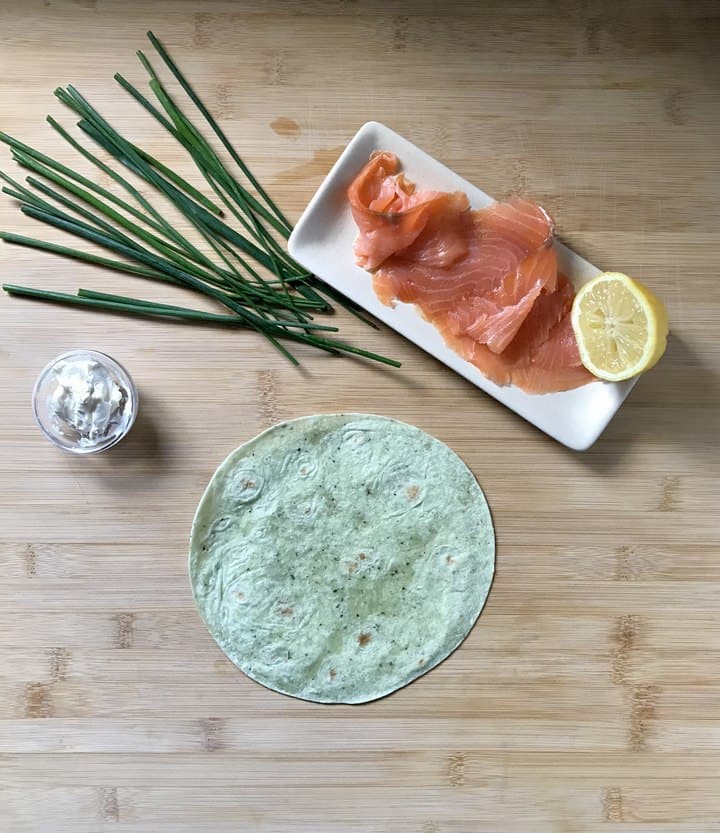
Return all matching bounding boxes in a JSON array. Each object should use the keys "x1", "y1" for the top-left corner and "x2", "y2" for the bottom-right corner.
[{"x1": 1, "y1": 1, "x2": 719, "y2": 831}]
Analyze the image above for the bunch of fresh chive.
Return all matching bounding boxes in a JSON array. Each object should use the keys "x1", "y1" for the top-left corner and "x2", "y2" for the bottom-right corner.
[{"x1": 0, "y1": 31, "x2": 399, "y2": 368}]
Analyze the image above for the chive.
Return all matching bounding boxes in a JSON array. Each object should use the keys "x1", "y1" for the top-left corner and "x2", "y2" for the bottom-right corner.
[
  {"x1": 119, "y1": 65, "x2": 291, "y2": 239},
  {"x1": 0, "y1": 33, "x2": 399, "y2": 368},
  {"x1": 76, "y1": 290, "x2": 338, "y2": 331},
  {"x1": 3, "y1": 283, "x2": 240, "y2": 323},
  {"x1": 0, "y1": 231, "x2": 170, "y2": 281},
  {"x1": 16, "y1": 205, "x2": 326, "y2": 334},
  {"x1": 70, "y1": 114, "x2": 283, "y2": 274},
  {"x1": 46, "y1": 116, "x2": 226, "y2": 270},
  {"x1": 46, "y1": 116, "x2": 210, "y2": 239},
  {"x1": 114, "y1": 72, "x2": 177, "y2": 135},
  {"x1": 146, "y1": 30, "x2": 293, "y2": 233},
  {"x1": 306, "y1": 281, "x2": 381, "y2": 329},
  {"x1": 21, "y1": 168, "x2": 240, "y2": 285}
]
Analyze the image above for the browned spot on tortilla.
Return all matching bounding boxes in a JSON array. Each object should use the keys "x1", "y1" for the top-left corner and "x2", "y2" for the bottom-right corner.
[
  {"x1": 405, "y1": 485, "x2": 420, "y2": 501},
  {"x1": 280, "y1": 607, "x2": 294, "y2": 616},
  {"x1": 273, "y1": 147, "x2": 345, "y2": 185},
  {"x1": 100, "y1": 786, "x2": 119, "y2": 822},
  {"x1": 235, "y1": 592, "x2": 245, "y2": 601},
  {"x1": 358, "y1": 632, "x2": 372, "y2": 647},
  {"x1": 346, "y1": 561, "x2": 357, "y2": 574},
  {"x1": 358, "y1": 553, "x2": 367, "y2": 561},
  {"x1": 445, "y1": 554, "x2": 455, "y2": 565},
  {"x1": 270, "y1": 117, "x2": 300, "y2": 138},
  {"x1": 242, "y1": 479, "x2": 256, "y2": 490},
  {"x1": 23, "y1": 682, "x2": 52, "y2": 718},
  {"x1": 602, "y1": 786, "x2": 624, "y2": 822},
  {"x1": 300, "y1": 465, "x2": 310, "y2": 476},
  {"x1": 49, "y1": 647, "x2": 70, "y2": 682},
  {"x1": 418, "y1": 657, "x2": 425, "y2": 666},
  {"x1": 329, "y1": 668, "x2": 337, "y2": 678}
]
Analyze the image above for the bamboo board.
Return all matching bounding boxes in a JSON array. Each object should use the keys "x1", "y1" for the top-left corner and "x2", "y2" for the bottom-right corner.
[{"x1": 1, "y1": 2, "x2": 719, "y2": 831}]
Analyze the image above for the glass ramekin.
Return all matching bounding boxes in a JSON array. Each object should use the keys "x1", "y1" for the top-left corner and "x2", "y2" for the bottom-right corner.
[{"x1": 31, "y1": 349, "x2": 138, "y2": 454}]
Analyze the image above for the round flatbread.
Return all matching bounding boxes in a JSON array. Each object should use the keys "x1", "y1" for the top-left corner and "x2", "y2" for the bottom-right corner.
[{"x1": 189, "y1": 414, "x2": 494, "y2": 703}]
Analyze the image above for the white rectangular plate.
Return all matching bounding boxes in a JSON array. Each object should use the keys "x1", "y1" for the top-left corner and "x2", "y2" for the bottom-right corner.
[{"x1": 288, "y1": 121, "x2": 636, "y2": 450}]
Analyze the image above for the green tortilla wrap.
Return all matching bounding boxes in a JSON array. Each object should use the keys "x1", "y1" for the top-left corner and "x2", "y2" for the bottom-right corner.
[{"x1": 189, "y1": 414, "x2": 494, "y2": 703}]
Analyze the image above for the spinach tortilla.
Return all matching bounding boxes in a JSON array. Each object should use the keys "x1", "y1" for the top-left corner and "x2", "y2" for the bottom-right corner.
[{"x1": 189, "y1": 414, "x2": 494, "y2": 703}]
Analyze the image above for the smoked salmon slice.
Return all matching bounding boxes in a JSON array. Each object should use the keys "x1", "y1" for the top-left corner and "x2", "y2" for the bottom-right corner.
[
  {"x1": 349, "y1": 152, "x2": 596, "y2": 395},
  {"x1": 348, "y1": 151, "x2": 460, "y2": 270},
  {"x1": 448, "y1": 245, "x2": 559, "y2": 353}
]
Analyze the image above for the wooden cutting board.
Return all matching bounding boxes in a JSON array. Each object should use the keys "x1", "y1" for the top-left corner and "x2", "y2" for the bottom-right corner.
[{"x1": 1, "y1": 2, "x2": 718, "y2": 831}]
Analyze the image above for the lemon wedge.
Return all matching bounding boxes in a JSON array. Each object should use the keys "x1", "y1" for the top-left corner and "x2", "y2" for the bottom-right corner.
[{"x1": 571, "y1": 272, "x2": 668, "y2": 381}]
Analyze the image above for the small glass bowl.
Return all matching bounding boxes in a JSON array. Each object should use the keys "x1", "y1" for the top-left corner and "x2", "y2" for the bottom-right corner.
[{"x1": 32, "y1": 349, "x2": 138, "y2": 454}]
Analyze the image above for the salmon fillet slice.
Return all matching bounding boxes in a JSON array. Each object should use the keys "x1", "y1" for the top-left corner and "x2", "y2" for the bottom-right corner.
[
  {"x1": 434, "y1": 313, "x2": 514, "y2": 387},
  {"x1": 502, "y1": 274, "x2": 574, "y2": 364},
  {"x1": 348, "y1": 151, "x2": 462, "y2": 270},
  {"x1": 372, "y1": 204, "x2": 552, "y2": 318},
  {"x1": 449, "y1": 246, "x2": 559, "y2": 354},
  {"x1": 349, "y1": 152, "x2": 596, "y2": 395}
]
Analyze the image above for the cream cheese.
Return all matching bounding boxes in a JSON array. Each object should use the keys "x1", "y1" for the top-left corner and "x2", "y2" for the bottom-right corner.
[
  {"x1": 49, "y1": 357, "x2": 129, "y2": 445},
  {"x1": 33, "y1": 350, "x2": 137, "y2": 453}
]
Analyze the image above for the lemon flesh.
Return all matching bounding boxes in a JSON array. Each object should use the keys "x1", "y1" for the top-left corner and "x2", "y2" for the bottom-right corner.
[{"x1": 571, "y1": 272, "x2": 668, "y2": 382}]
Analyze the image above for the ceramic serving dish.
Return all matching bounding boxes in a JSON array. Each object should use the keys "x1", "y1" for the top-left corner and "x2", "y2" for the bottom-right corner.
[{"x1": 288, "y1": 121, "x2": 636, "y2": 450}]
